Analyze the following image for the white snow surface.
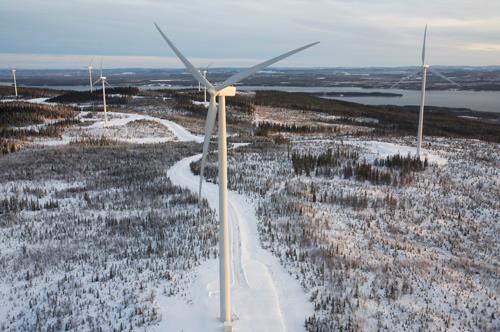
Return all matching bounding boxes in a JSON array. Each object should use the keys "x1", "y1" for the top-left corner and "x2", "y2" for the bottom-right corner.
[
  {"x1": 347, "y1": 140, "x2": 447, "y2": 165},
  {"x1": 192, "y1": 100, "x2": 211, "y2": 108},
  {"x1": 36, "y1": 111, "x2": 203, "y2": 146},
  {"x1": 27, "y1": 97, "x2": 56, "y2": 105},
  {"x1": 86, "y1": 112, "x2": 203, "y2": 143},
  {"x1": 162, "y1": 153, "x2": 312, "y2": 332}
]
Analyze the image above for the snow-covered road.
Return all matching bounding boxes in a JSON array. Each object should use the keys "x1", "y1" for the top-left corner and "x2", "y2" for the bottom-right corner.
[
  {"x1": 86, "y1": 112, "x2": 203, "y2": 143},
  {"x1": 163, "y1": 153, "x2": 312, "y2": 332},
  {"x1": 35, "y1": 111, "x2": 203, "y2": 146}
]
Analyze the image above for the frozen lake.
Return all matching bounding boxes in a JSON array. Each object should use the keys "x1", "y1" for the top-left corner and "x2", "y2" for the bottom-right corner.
[{"x1": 237, "y1": 86, "x2": 500, "y2": 114}]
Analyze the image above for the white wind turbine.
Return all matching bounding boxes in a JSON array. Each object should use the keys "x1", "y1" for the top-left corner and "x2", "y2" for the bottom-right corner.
[
  {"x1": 198, "y1": 70, "x2": 201, "y2": 92},
  {"x1": 11, "y1": 68, "x2": 18, "y2": 98},
  {"x1": 391, "y1": 25, "x2": 459, "y2": 158},
  {"x1": 202, "y1": 69, "x2": 208, "y2": 103},
  {"x1": 87, "y1": 57, "x2": 94, "y2": 93},
  {"x1": 197, "y1": 65, "x2": 211, "y2": 103},
  {"x1": 154, "y1": 22, "x2": 318, "y2": 326},
  {"x1": 93, "y1": 60, "x2": 111, "y2": 126}
]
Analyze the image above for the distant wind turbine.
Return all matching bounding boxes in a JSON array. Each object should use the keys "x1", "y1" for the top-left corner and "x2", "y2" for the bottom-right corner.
[
  {"x1": 87, "y1": 57, "x2": 94, "y2": 93},
  {"x1": 154, "y1": 22, "x2": 319, "y2": 327},
  {"x1": 202, "y1": 69, "x2": 208, "y2": 103},
  {"x1": 197, "y1": 64, "x2": 211, "y2": 102},
  {"x1": 198, "y1": 69, "x2": 201, "y2": 92},
  {"x1": 11, "y1": 68, "x2": 18, "y2": 98},
  {"x1": 391, "y1": 25, "x2": 460, "y2": 158},
  {"x1": 93, "y1": 60, "x2": 111, "y2": 126}
]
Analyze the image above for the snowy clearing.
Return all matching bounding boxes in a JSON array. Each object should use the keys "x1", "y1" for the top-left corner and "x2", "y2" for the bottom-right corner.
[
  {"x1": 346, "y1": 140, "x2": 447, "y2": 165},
  {"x1": 32, "y1": 111, "x2": 203, "y2": 146}
]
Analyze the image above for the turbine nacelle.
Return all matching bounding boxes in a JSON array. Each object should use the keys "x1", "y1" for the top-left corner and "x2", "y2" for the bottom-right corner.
[{"x1": 215, "y1": 86, "x2": 236, "y2": 97}]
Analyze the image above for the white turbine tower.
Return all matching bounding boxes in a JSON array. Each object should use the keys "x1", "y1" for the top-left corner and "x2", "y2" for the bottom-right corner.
[
  {"x1": 154, "y1": 22, "x2": 318, "y2": 326},
  {"x1": 93, "y1": 60, "x2": 111, "y2": 126},
  {"x1": 198, "y1": 70, "x2": 201, "y2": 92},
  {"x1": 417, "y1": 25, "x2": 429, "y2": 159},
  {"x1": 199, "y1": 64, "x2": 211, "y2": 103},
  {"x1": 198, "y1": 67, "x2": 210, "y2": 102},
  {"x1": 391, "y1": 25, "x2": 459, "y2": 158},
  {"x1": 11, "y1": 68, "x2": 18, "y2": 98},
  {"x1": 87, "y1": 58, "x2": 94, "y2": 93},
  {"x1": 202, "y1": 69, "x2": 208, "y2": 103}
]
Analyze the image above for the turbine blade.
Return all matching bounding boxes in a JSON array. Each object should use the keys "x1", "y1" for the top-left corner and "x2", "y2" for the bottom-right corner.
[
  {"x1": 89, "y1": 56, "x2": 95, "y2": 67},
  {"x1": 104, "y1": 81, "x2": 116, "y2": 90},
  {"x1": 154, "y1": 23, "x2": 214, "y2": 90},
  {"x1": 93, "y1": 78, "x2": 102, "y2": 86},
  {"x1": 429, "y1": 69, "x2": 461, "y2": 86},
  {"x1": 100, "y1": 58, "x2": 103, "y2": 77},
  {"x1": 218, "y1": 41, "x2": 320, "y2": 90},
  {"x1": 199, "y1": 95, "x2": 218, "y2": 198},
  {"x1": 422, "y1": 25, "x2": 427, "y2": 65},
  {"x1": 390, "y1": 69, "x2": 421, "y2": 89}
]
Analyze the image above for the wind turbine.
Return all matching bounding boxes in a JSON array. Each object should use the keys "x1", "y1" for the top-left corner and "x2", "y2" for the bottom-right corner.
[
  {"x1": 197, "y1": 65, "x2": 211, "y2": 103},
  {"x1": 87, "y1": 57, "x2": 94, "y2": 93},
  {"x1": 417, "y1": 25, "x2": 429, "y2": 159},
  {"x1": 199, "y1": 64, "x2": 212, "y2": 103},
  {"x1": 154, "y1": 22, "x2": 318, "y2": 326},
  {"x1": 202, "y1": 69, "x2": 208, "y2": 103},
  {"x1": 93, "y1": 60, "x2": 111, "y2": 126},
  {"x1": 201, "y1": 66, "x2": 210, "y2": 103},
  {"x1": 11, "y1": 68, "x2": 18, "y2": 98},
  {"x1": 198, "y1": 69, "x2": 201, "y2": 92},
  {"x1": 391, "y1": 25, "x2": 459, "y2": 158}
]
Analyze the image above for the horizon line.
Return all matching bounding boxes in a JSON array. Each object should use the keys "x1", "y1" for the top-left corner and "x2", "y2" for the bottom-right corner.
[{"x1": 1, "y1": 53, "x2": 499, "y2": 70}]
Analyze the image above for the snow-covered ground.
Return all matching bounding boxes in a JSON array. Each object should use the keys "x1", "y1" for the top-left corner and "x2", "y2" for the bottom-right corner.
[
  {"x1": 196, "y1": 135, "x2": 499, "y2": 331},
  {"x1": 2, "y1": 93, "x2": 498, "y2": 331},
  {"x1": 85, "y1": 112, "x2": 202, "y2": 143},
  {"x1": 33, "y1": 111, "x2": 203, "y2": 146},
  {"x1": 192, "y1": 100, "x2": 210, "y2": 108},
  {"x1": 164, "y1": 153, "x2": 313, "y2": 332},
  {"x1": 1, "y1": 109, "x2": 312, "y2": 331},
  {"x1": 0, "y1": 141, "x2": 218, "y2": 331},
  {"x1": 346, "y1": 140, "x2": 447, "y2": 165}
]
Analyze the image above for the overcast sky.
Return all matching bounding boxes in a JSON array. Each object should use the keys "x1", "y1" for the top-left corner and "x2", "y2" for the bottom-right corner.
[{"x1": 1, "y1": 0, "x2": 499, "y2": 68}]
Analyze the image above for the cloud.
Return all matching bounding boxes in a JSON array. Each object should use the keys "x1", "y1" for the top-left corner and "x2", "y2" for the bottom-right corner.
[
  {"x1": 0, "y1": 53, "x2": 265, "y2": 69},
  {"x1": 0, "y1": 0, "x2": 499, "y2": 67},
  {"x1": 464, "y1": 43, "x2": 500, "y2": 52}
]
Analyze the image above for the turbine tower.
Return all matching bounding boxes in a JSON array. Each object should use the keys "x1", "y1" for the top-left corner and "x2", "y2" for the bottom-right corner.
[
  {"x1": 417, "y1": 25, "x2": 429, "y2": 159},
  {"x1": 11, "y1": 69, "x2": 18, "y2": 98},
  {"x1": 155, "y1": 22, "x2": 318, "y2": 327},
  {"x1": 88, "y1": 57, "x2": 94, "y2": 93},
  {"x1": 93, "y1": 61, "x2": 111, "y2": 126},
  {"x1": 202, "y1": 69, "x2": 208, "y2": 103},
  {"x1": 390, "y1": 25, "x2": 459, "y2": 158},
  {"x1": 198, "y1": 70, "x2": 201, "y2": 92}
]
